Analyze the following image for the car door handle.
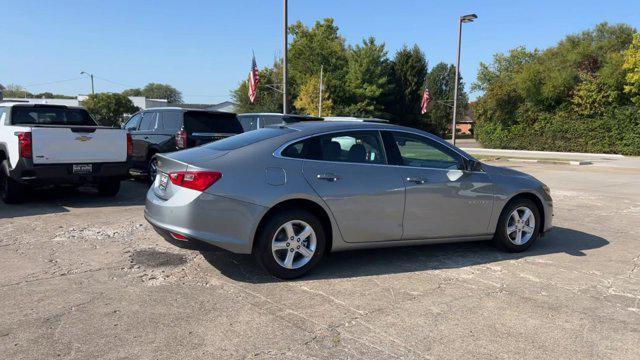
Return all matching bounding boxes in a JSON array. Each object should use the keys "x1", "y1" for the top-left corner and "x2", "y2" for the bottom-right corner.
[
  {"x1": 317, "y1": 173, "x2": 340, "y2": 182},
  {"x1": 406, "y1": 177, "x2": 426, "y2": 184}
]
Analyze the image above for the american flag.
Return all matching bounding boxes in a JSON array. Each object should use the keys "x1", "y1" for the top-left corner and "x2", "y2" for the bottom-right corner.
[
  {"x1": 420, "y1": 87, "x2": 431, "y2": 114},
  {"x1": 248, "y1": 54, "x2": 260, "y2": 103}
]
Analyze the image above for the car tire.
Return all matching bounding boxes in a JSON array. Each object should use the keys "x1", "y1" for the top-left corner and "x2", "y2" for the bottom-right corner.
[
  {"x1": 0, "y1": 161, "x2": 26, "y2": 204},
  {"x1": 147, "y1": 156, "x2": 158, "y2": 183},
  {"x1": 493, "y1": 198, "x2": 541, "y2": 252},
  {"x1": 255, "y1": 209, "x2": 326, "y2": 279},
  {"x1": 97, "y1": 179, "x2": 121, "y2": 197}
]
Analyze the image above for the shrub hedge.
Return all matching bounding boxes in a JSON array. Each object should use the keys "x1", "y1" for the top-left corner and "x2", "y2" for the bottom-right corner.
[{"x1": 475, "y1": 106, "x2": 640, "y2": 155}]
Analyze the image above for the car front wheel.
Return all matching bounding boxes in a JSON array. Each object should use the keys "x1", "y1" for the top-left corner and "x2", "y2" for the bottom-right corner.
[
  {"x1": 494, "y1": 198, "x2": 541, "y2": 252},
  {"x1": 255, "y1": 209, "x2": 326, "y2": 279}
]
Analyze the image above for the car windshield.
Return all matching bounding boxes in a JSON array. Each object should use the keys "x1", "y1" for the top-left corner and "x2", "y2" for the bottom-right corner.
[
  {"x1": 11, "y1": 106, "x2": 96, "y2": 126},
  {"x1": 203, "y1": 127, "x2": 295, "y2": 150}
]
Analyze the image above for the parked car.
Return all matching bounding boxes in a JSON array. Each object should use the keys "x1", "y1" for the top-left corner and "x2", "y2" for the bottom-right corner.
[
  {"x1": 237, "y1": 113, "x2": 322, "y2": 132},
  {"x1": 0, "y1": 103, "x2": 131, "y2": 203},
  {"x1": 123, "y1": 108, "x2": 243, "y2": 181},
  {"x1": 144, "y1": 121, "x2": 553, "y2": 279}
]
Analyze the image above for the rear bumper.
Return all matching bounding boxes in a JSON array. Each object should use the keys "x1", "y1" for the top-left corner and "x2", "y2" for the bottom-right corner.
[
  {"x1": 8, "y1": 158, "x2": 130, "y2": 186},
  {"x1": 144, "y1": 187, "x2": 267, "y2": 254}
]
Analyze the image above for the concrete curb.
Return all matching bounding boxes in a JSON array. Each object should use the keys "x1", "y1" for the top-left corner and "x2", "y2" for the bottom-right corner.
[
  {"x1": 505, "y1": 158, "x2": 592, "y2": 166},
  {"x1": 462, "y1": 148, "x2": 624, "y2": 161}
]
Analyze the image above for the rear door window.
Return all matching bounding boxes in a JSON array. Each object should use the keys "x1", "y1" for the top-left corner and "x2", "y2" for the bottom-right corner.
[
  {"x1": 160, "y1": 111, "x2": 182, "y2": 131},
  {"x1": 183, "y1": 111, "x2": 243, "y2": 134},
  {"x1": 260, "y1": 115, "x2": 285, "y2": 127},
  {"x1": 238, "y1": 115, "x2": 258, "y2": 131},
  {"x1": 139, "y1": 112, "x2": 158, "y2": 131},
  {"x1": 282, "y1": 131, "x2": 386, "y2": 164},
  {"x1": 10, "y1": 106, "x2": 96, "y2": 126}
]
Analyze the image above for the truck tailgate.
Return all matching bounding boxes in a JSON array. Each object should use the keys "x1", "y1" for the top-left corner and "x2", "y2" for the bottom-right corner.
[{"x1": 31, "y1": 127, "x2": 127, "y2": 164}]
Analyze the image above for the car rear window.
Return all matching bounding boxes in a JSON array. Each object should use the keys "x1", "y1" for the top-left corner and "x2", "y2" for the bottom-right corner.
[
  {"x1": 204, "y1": 127, "x2": 295, "y2": 151},
  {"x1": 11, "y1": 106, "x2": 96, "y2": 126},
  {"x1": 183, "y1": 111, "x2": 243, "y2": 134}
]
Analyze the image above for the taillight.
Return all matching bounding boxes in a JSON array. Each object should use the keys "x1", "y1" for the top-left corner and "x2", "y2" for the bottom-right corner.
[
  {"x1": 168, "y1": 171, "x2": 221, "y2": 191},
  {"x1": 175, "y1": 129, "x2": 187, "y2": 149},
  {"x1": 16, "y1": 132, "x2": 32, "y2": 159},
  {"x1": 126, "y1": 133, "x2": 133, "y2": 157}
]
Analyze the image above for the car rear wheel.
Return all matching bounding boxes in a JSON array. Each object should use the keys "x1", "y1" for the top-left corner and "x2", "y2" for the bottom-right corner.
[
  {"x1": 255, "y1": 210, "x2": 326, "y2": 279},
  {"x1": 97, "y1": 179, "x2": 121, "y2": 197},
  {"x1": 494, "y1": 198, "x2": 541, "y2": 252},
  {"x1": 0, "y1": 160, "x2": 26, "y2": 204}
]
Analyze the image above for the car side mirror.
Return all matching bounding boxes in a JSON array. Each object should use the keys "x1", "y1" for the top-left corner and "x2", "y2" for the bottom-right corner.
[{"x1": 467, "y1": 159, "x2": 483, "y2": 172}]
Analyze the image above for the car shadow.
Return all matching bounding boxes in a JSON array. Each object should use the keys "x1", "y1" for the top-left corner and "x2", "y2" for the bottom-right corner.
[
  {"x1": 0, "y1": 180, "x2": 148, "y2": 219},
  {"x1": 198, "y1": 227, "x2": 608, "y2": 283}
]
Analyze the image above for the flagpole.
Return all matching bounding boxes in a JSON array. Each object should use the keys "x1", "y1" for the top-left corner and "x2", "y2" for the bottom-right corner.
[{"x1": 282, "y1": 0, "x2": 288, "y2": 114}]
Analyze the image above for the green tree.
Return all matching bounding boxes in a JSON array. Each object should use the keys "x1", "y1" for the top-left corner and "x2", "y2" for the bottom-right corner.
[
  {"x1": 122, "y1": 88, "x2": 143, "y2": 97},
  {"x1": 288, "y1": 18, "x2": 348, "y2": 113},
  {"x1": 624, "y1": 33, "x2": 640, "y2": 107},
  {"x1": 232, "y1": 60, "x2": 284, "y2": 113},
  {"x1": 83, "y1": 93, "x2": 139, "y2": 127},
  {"x1": 141, "y1": 83, "x2": 183, "y2": 103},
  {"x1": 422, "y1": 62, "x2": 468, "y2": 137},
  {"x1": 343, "y1": 37, "x2": 392, "y2": 117},
  {"x1": 2, "y1": 84, "x2": 32, "y2": 98},
  {"x1": 387, "y1": 45, "x2": 428, "y2": 127}
]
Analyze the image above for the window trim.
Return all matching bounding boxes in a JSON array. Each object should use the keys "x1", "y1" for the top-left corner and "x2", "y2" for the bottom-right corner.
[{"x1": 274, "y1": 128, "x2": 483, "y2": 172}]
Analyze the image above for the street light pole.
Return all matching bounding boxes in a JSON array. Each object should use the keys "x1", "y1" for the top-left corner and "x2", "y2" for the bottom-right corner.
[
  {"x1": 80, "y1": 71, "x2": 95, "y2": 94},
  {"x1": 282, "y1": 0, "x2": 288, "y2": 114},
  {"x1": 451, "y1": 13, "x2": 477, "y2": 146},
  {"x1": 318, "y1": 65, "x2": 323, "y2": 117}
]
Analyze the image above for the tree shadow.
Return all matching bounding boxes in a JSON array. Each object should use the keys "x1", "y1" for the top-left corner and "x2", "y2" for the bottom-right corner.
[
  {"x1": 198, "y1": 227, "x2": 608, "y2": 283},
  {"x1": 0, "y1": 180, "x2": 148, "y2": 219}
]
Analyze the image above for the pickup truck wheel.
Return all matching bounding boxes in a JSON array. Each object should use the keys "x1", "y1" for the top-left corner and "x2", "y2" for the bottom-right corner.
[
  {"x1": 97, "y1": 180, "x2": 121, "y2": 197},
  {"x1": 0, "y1": 161, "x2": 26, "y2": 204}
]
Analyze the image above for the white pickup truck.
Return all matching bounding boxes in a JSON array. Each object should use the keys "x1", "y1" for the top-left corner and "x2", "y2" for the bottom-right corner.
[{"x1": 0, "y1": 103, "x2": 131, "y2": 203}]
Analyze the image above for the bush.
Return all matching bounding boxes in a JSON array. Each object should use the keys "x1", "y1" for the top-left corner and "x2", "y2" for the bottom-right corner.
[{"x1": 476, "y1": 106, "x2": 640, "y2": 155}]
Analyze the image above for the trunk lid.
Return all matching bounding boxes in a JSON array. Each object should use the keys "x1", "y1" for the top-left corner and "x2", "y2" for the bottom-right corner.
[
  {"x1": 31, "y1": 126, "x2": 128, "y2": 164},
  {"x1": 152, "y1": 148, "x2": 228, "y2": 200}
]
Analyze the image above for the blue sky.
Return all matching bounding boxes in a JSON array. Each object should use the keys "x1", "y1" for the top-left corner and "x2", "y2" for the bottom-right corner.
[{"x1": 1, "y1": 0, "x2": 638, "y2": 103}]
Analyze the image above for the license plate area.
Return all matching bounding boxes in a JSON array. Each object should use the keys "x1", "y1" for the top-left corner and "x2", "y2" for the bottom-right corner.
[
  {"x1": 159, "y1": 173, "x2": 169, "y2": 190},
  {"x1": 72, "y1": 164, "x2": 93, "y2": 174}
]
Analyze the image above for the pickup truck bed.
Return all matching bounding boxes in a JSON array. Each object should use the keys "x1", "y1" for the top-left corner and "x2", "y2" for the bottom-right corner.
[{"x1": 0, "y1": 103, "x2": 131, "y2": 203}]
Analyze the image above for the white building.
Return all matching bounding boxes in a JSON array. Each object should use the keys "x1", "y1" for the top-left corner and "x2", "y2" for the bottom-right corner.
[{"x1": 1, "y1": 95, "x2": 168, "y2": 110}]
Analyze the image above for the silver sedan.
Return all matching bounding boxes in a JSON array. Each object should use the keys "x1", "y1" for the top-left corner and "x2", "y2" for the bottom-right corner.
[{"x1": 145, "y1": 121, "x2": 553, "y2": 279}]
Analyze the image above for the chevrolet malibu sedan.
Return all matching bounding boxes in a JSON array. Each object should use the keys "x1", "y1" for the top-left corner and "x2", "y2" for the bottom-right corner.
[{"x1": 144, "y1": 121, "x2": 552, "y2": 279}]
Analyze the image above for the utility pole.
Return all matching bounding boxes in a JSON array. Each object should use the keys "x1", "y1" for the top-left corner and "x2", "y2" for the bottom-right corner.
[
  {"x1": 451, "y1": 14, "x2": 477, "y2": 146},
  {"x1": 80, "y1": 71, "x2": 95, "y2": 94},
  {"x1": 318, "y1": 65, "x2": 323, "y2": 117},
  {"x1": 282, "y1": 0, "x2": 288, "y2": 114}
]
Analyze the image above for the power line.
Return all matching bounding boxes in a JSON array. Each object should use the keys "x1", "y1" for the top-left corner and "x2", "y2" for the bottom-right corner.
[{"x1": 23, "y1": 77, "x2": 85, "y2": 88}]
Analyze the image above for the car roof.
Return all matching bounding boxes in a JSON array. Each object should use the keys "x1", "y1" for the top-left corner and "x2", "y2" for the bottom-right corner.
[
  {"x1": 142, "y1": 107, "x2": 236, "y2": 115},
  {"x1": 0, "y1": 102, "x2": 85, "y2": 110},
  {"x1": 282, "y1": 119, "x2": 401, "y2": 134}
]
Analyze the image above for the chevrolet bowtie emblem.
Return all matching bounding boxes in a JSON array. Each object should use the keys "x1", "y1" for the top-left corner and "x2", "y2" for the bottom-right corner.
[{"x1": 75, "y1": 136, "x2": 92, "y2": 142}]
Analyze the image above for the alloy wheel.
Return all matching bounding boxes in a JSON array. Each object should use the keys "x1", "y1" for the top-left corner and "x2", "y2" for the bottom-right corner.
[
  {"x1": 271, "y1": 220, "x2": 317, "y2": 269},
  {"x1": 506, "y1": 206, "x2": 536, "y2": 245}
]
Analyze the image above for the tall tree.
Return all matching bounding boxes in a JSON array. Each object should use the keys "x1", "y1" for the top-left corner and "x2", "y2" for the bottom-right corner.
[
  {"x1": 624, "y1": 33, "x2": 640, "y2": 107},
  {"x1": 141, "y1": 83, "x2": 183, "y2": 103},
  {"x1": 388, "y1": 45, "x2": 428, "y2": 127},
  {"x1": 83, "y1": 93, "x2": 139, "y2": 127},
  {"x1": 288, "y1": 18, "x2": 348, "y2": 113},
  {"x1": 422, "y1": 62, "x2": 468, "y2": 137},
  {"x1": 122, "y1": 88, "x2": 143, "y2": 97},
  {"x1": 344, "y1": 37, "x2": 392, "y2": 117}
]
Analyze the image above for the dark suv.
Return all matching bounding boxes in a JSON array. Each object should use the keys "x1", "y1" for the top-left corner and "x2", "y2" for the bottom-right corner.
[{"x1": 123, "y1": 108, "x2": 243, "y2": 181}]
